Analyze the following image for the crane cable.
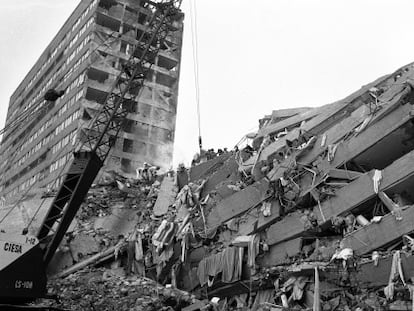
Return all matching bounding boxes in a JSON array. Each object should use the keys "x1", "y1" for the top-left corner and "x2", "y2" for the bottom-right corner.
[{"x1": 189, "y1": 0, "x2": 202, "y2": 153}]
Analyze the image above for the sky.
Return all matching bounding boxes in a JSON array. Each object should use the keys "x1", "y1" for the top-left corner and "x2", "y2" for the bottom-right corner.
[{"x1": 0, "y1": 0, "x2": 414, "y2": 167}]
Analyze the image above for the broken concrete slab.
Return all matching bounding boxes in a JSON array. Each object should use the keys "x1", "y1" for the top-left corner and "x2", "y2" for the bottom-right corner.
[
  {"x1": 206, "y1": 179, "x2": 270, "y2": 228},
  {"x1": 341, "y1": 207, "x2": 414, "y2": 255},
  {"x1": 316, "y1": 97, "x2": 414, "y2": 174},
  {"x1": 255, "y1": 73, "x2": 391, "y2": 153},
  {"x1": 237, "y1": 200, "x2": 281, "y2": 235},
  {"x1": 153, "y1": 176, "x2": 177, "y2": 216},
  {"x1": 201, "y1": 156, "x2": 239, "y2": 196},
  {"x1": 258, "y1": 238, "x2": 302, "y2": 267},
  {"x1": 298, "y1": 84, "x2": 410, "y2": 166},
  {"x1": 94, "y1": 208, "x2": 138, "y2": 237},
  {"x1": 189, "y1": 153, "x2": 231, "y2": 182},
  {"x1": 297, "y1": 104, "x2": 373, "y2": 165},
  {"x1": 262, "y1": 90, "x2": 413, "y2": 203},
  {"x1": 267, "y1": 148, "x2": 414, "y2": 246},
  {"x1": 356, "y1": 252, "x2": 414, "y2": 287},
  {"x1": 253, "y1": 103, "x2": 336, "y2": 149},
  {"x1": 264, "y1": 86, "x2": 413, "y2": 190}
]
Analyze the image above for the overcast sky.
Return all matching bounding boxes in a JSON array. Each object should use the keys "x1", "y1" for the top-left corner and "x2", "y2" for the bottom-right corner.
[{"x1": 0, "y1": 0, "x2": 414, "y2": 167}]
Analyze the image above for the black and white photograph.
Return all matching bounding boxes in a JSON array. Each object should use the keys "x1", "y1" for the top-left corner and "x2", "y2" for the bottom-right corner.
[{"x1": 0, "y1": 1, "x2": 413, "y2": 310}]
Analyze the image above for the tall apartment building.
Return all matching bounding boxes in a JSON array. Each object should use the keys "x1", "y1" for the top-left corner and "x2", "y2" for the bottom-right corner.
[{"x1": 0, "y1": 0, "x2": 184, "y2": 202}]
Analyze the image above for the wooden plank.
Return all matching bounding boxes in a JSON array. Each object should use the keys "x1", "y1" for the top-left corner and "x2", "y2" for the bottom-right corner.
[
  {"x1": 54, "y1": 242, "x2": 127, "y2": 278},
  {"x1": 341, "y1": 207, "x2": 414, "y2": 255},
  {"x1": 267, "y1": 149, "x2": 414, "y2": 246},
  {"x1": 206, "y1": 179, "x2": 269, "y2": 228}
]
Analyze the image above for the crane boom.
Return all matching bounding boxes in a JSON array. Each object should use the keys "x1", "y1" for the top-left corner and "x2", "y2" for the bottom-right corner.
[{"x1": 37, "y1": 0, "x2": 182, "y2": 266}]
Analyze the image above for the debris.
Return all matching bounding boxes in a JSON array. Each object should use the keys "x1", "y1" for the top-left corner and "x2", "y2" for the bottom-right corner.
[
  {"x1": 153, "y1": 176, "x2": 177, "y2": 217},
  {"x1": 54, "y1": 240, "x2": 127, "y2": 279},
  {"x1": 26, "y1": 62, "x2": 414, "y2": 310}
]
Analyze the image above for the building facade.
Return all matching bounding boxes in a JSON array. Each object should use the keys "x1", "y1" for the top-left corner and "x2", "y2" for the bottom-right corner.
[{"x1": 0, "y1": 0, "x2": 183, "y2": 202}]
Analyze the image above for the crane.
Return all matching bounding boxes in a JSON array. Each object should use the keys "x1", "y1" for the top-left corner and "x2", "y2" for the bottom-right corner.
[{"x1": 0, "y1": 0, "x2": 182, "y2": 303}]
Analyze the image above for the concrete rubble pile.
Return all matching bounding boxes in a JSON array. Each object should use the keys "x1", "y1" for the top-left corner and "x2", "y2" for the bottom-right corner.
[
  {"x1": 44, "y1": 269, "x2": 197, "y2": 311},
  {"x1": 44, "y1": 62, "x2": 414, "y2": 310}
]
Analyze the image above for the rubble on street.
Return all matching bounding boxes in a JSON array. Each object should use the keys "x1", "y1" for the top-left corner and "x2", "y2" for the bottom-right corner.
[
  {"x1": 43, "y1": 269, "x2": 198, "y2": 311},
  {"x1": 27, "y1": 62, "x2": 414, "y2": 310}
]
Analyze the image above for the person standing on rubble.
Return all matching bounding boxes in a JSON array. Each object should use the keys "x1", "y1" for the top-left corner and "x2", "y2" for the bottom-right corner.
[
  {"x1": 176, "y1": 163, "x2": 189, "y2": 191},
  {"x1": 137, "y1": 162, "x2": 159, "y2": 183}
]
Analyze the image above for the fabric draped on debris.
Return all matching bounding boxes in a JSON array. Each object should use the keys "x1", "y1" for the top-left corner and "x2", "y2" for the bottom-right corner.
[
  {"x1": 372, "y1": 169, "x2": 383, "y2": 194},
  {"x1": 197, "y1": 246, "x2": 243, "y2": 286},
  {"x1": 231, "y1": 234, "x2": 260, "y2": 272},
  {"x1": 152, "y1": 219, "x2": 176, "y2": 254},
  {"x1": 384, "y1": 250, "x2": 406, "y2": 300}
]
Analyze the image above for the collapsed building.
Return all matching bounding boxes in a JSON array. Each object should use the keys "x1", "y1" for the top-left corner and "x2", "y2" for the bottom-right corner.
[
  {"x1": 0, "y1": 1, "x2": 413, "y2": 309},
  {"x1": 25, "y1": 62, "x2": 414, "y2": 310}
]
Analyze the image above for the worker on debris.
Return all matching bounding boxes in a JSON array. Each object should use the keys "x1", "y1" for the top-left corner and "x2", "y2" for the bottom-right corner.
[
  {"x1": 191, "y1": 149, "x2": 207, "y2": 166},
  {"x1": 44, "y1": 89, "x2": 65, "y2": 102},
  {"x1": 175, "y1": 163, "x2": 189, "y2": 191},
  {"x1": 191, "y1": 153, "x2": 200, "y2": 166},
  {"x1": 136, "y1": 162, "x2": 159, "y2": 183},
  {"x1": 206, "y1": 149, "x2": 215, "y2": 160}
]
